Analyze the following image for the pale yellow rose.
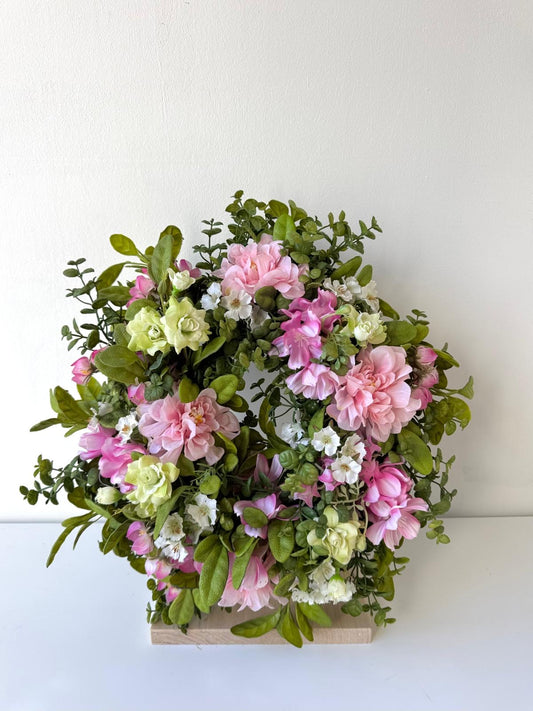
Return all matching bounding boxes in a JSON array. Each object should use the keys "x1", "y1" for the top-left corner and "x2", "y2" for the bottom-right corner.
[
  {"x1": 161, "y1": 296, "x2": 210, "y2": 354},
  {"x1": 126, "y1": 307, "x2": 170, "y2": 356},
  {"x1": 125, "y1": 455, "x2": 179, "y2": 517}
]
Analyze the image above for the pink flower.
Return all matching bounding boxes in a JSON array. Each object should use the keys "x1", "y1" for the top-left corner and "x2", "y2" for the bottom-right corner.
[
  {"x1": 216, "y1": 235, "x2": 307, "y2": 299},
  {"x1": 412, "y1": 346, "x2": 439, "y2": 410},
  {"x1": 286, "y1": 363, "x2": 340, "y2": 400},
  {"x1": 271, "y1": 311, "x2": 323, "y2": 369},
  {"x1": 218, "y1": 552, "x2": 281, "y2": 612},
  {"x1": 127, "y1": 273, "x2": 155, "y2": 306},
  {"x1": 79, "y1": 420, "x2": 115, "y2": 460},
  {"x1": 138, "y1": 388, "x2": 239, "y2": 465},
  {"x1": 327, "y1": 346, "x2": 420, "y2": 441},
  {"x1": 233, "y1": 494, "x2": 283, "y2": 539},
  {"x1": 127, "y1": 382, "x2": 147, "y2": 406},
  {"x1": 318, "y1": 459, "x2": 342, "y2": 491},
  {"x1": 292, "y1": 482, "x2": 319, "y2": 506},
  {"x1": 99, "y1": 437, "x2": 146, "y2": 492},
  {"x1": 126, "y1": 521, "x2": 154, "y2": 556},
  {"x1": 145, "y1": 557, "x2": 172, "y2": 591},
  {"x1": 361, "y1": 459, "x2": 428, "y2": 549},
  {"x1": 165, "y1": 585, "x2": 180, "y2": 604},
  {"x1": 253, "y1": 454, "x2": 282, "y2": 483},
  {"x1": 286, "y1": 289, "x2": 340, "y2": 333},
  {"x1": 177, "y1": 259, "x2": 201, "y2": 279},
  {"x1": 71, "y1": 357, "x2": 94, "y2": 385}
]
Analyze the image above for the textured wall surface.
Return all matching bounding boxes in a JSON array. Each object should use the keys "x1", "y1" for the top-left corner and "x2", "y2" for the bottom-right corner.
[{"x1": 2, "y1": 0, "x2": 532, "y2": 520}]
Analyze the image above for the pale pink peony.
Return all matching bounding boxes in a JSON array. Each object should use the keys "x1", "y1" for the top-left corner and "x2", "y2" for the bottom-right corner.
[
  {"x1": 233, "y1": 494, "x2": 283, "y2": 539},
  {"x1": 216, "y1": 234, "x2": 306, "y2": 299},
  {"x1": 99, "y1": 437, "x2": 146, "y2": 492},
  {"x1": 327, "y1": 346, "x2": 420, "y2": 441},
  {"x1": 286, "y1": 363, "x2": 340, "y2": 400},
  {"x1": 218, "y1": 552, "x2": 281, "y2": 612},
  {"x1": 126, "y1": 521, "x2": 154, "y2": 556},
  {"x1": 71, "y1": 356, "x2": 94, "y2": 385},
  {"x1": 271, "y1": 311, "x2": 323, "y2": 369},
  {"x1": 138, "y1": 388, "x2": 239, "y2": 465},
  {"x1": 361, "y1": 459, "x2": 428, "y2": 549},
  {"x1": 79, "y1": 420, "x2": 115, "y2": 460},
  {"x1": 285, "y1": 289, "x2": 340, "y2": 333},
  {"x1": 127, "y1": 273, "x2": 155, "y2": 306}
]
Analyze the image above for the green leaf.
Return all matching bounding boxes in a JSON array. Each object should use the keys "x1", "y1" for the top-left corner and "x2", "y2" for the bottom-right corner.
[
  {"x1": 178, "y1": 376, "x2": 200, "y2": 403},
  {"x1": 53, "y1": 387, "x2": 88, "y2": 425},
  {"x1": 357, "y1": 264, "x2": 373, "y2": 286},
  {"x1": 110, "y1": 234, "x2": 139, "y2": 257},
  {"x1": 153, "y1": 487, "x2": 184, "y2": 539},
  {"x1": 168, "y1": 589, "x2": 195, "y2": 626},
  {"x1": 434, "y1": 348, "x2": 460, "y2": 368},
  {"x1": 47, "y1": 513, "x2": 94, "y2": 567},
  {"x1": 96, "y1": 285, "x2": 131, "y2": 306},
  {"x1": 199, "y1": 475, "x2": 221, "y2": 496},
  {"x1": 192, "y1": 335, "x2": 226, "y2": 365},
  {"x1": 298, "y1": 602, "x2": 332, "y2": 627},
  {"x1": 96, "y1": 262, "x2": 125, "y2": 289},
  {"x1": 150, "y1": 233, "x2": 173, "y2": 284},
  {"x1": 274, "y1": 572, "x2": 296, "y2": 597},
  {"x1": 242, "y1": 507, "x2": 268, "y2": 528},
  {"x1": 210, "y1": 374, "x2": 239, "y2": 404},
  {"x1": 94, "y1": 346, "x2": 145, "y2": 386},
  {"x1": 177, "y1": 454, "x2": 195, "y2": 477},
  {"x1": 231, "y1": 609, "x2": 281, "y2": 638},
  {"x1": 194, "y1": 534, "x2": 219, "y2": 563},
  {"x1": 397, "y1": 430, "x2": 433, "y2": 475},
  {"x1": 447, "y1": 396, "x2": 472, "y2": 427},
  {"x1": 125, "y1": 298, "x2": 156, "y2": 321},
  {"x1": 199, "y1": 542, "x2": 229, "y2": 606},
  {"x1": 102, "y1": 520, "x2": 130, "y2": 554},
  {"x1": 231, "y1": 539, "x2": 257, "y2": 589},
  {"x1": 379, "y1": 299, "x2": 399, "y2": 320},
  {"x1": 160, "y1": 225, "x2": 183, "y2": 261},
  {"x1": 278, "y1": 607, "x2": 303, "y2": 647},
  {"x1": 268, "y1": 200, "x2": 289, "y2": 217},
  {"x1": 273, "y1": 214, "x2": 297, "y2": 241},
  {"x1": 330, "y1": 256, "x2": 362, "y2": 280},
  {"x1": 168, "y1": 571, "x2": 200, "y2": 589},
  {"x1": 30, "y1": 418, "x2": 61, "y2": 432},
  {"x1": 341, "y1": 597, "x2": 363, "y2": 617},
  {"x1": 268, "y1": 520, "x2": 294, "y2": 563},
  {"x1": 192, "y1": 587, "x2": 210, "y2": 613},
  {"x1": 386, "y1": 320, "x2": 418, "y2": 346},
  {"x1": 458, "y1": 376, "x2": 474, "y2": 400},
  {"x1": 295, "y1": 603, "x2": 314, "y2": 641},
  {"x1": 307, "y1": 407, "x2": 325, "y2": 439}
]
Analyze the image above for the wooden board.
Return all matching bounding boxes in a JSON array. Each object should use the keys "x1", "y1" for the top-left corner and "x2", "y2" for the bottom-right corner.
[{"x1": 151, "y1": 605, "x2": 374, "y2": 645}]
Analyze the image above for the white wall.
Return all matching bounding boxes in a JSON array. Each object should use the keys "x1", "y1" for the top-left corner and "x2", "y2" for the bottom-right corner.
[{"x1": 2, "y1": 0, "x2": 532, "y2": 521}]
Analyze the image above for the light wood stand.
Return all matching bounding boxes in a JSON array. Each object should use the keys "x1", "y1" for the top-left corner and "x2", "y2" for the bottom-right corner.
[{"x1": 151, "y1": 605, "x2": 374, "y2": 645}]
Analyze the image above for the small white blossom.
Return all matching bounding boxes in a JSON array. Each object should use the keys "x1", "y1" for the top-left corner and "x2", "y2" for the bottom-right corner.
[
  {"x1": 168, "y1": 267, "x2": 196, "y2": 292},
  {"x1": 186, "y1": 493, "x2": 217, "y2": 529},
  {"x1": 200, "y1": 282, "x2": 222, "y2": 310},
  {"x1": 326, "y1": 575, "x2": 356, "y2": 603},
  {"x1": 155, "y1": 513, "x2": 188, "y2": 561},
  {"x1": 360, "y1": 279, "x2": 379, "y2": 312},
  {"x1": 290, "y1": 559, "x2": 355, "y2": 605},
  {"x1": 281, "y1": 422, "x2": 308, "y2": 447},
  {"x1": 221, "y1": 290, "x2": 253, "y2": 320},
  {"x1": 330, "y1": 455, "x2": 361, "y2": 484},
  {"x1": 309, "y1": 558, "x2": 336, "y2": 587},
  {"x1": 250, "y1": 304, "x2": 269, "y2": 329},
  {"x1": 311, "y1": 426, "x2": 340, "y2": 457},
  {"x1": 95, "y1": 486, "x2": 121, "y2": 505},
  {"x1": 341, "y1": 433, "x2": 367, "y2": 463},
  {"x1": 323, "y1": 276, "x2": 361, "y2": 303},
  {"x1": 116, "y1": 412, "x2": 138, "y2": 443}
]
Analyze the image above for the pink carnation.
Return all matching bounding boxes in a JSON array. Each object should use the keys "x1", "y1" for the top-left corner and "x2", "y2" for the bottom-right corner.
[
  {"x1": 361, "y1": 459, "x2": 428, "y2": 549},
  {"x1": 79, "y1": 420, "x2": 115, "y2": 460},
  {"x1": 271, "y1": 311, "x2": 323, "y2": 369},
  {"x1": 286, "y1": 363, "x2": 340, "y2": 400},
  {"x1": 216, "y1": 234, "x2": 306, "y2": 299},
  {"x1": 286, "y1": 289, "x2": 340, "y2": 333},
  {"x1": 233, "y1": 494, "x2": 283, "y2": 539},
  {"x1": 126, "y1": 521, "x2": 154, "y2": 556},
  {"x1": 99, "y1": 437, "x2": 146, "y2": 492},
  {"x1": 138, "y1": 388, "x2": 239, "y2": 465},
  {"x1": 327, "y1": 346, "x2": 420, "y2": 441},
  {"x1": 218, "y1": 552, "x2": 282, "y2": 612},
  {"x1": 127, "y1": 273, "x2": 155, "y2": 306}
]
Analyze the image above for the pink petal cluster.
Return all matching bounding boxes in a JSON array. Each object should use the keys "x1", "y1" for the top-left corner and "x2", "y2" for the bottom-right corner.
[
  {"x1": 177, "y1": 259, "x2": 201, "y2": 279},
  {"x1": 271, "y1": 311, "x2": 322, "y2": 369},
  {"x1": 292, "y1": 482, "x2": 319, "y2": 507},
  {"x1": 127, "y1": 382, "x2": 147, "y2": 406},
  {"x1": 318, "y1": 457, "x2": 342, "y2": 491},
  {"x1": 99, "y1": 437, "x2": 146, "y2": 492},
  {"x1": 218, "y1": 552, "x2": 281, "y2": 611},
  {"x1": 286, "y1": 362, "x2": 340, "y2": 400},
  {"x1": 362, "y1": 459, "x2": 428, "y2": 549},
  {"x1": 127, "y1": 273, "x2": 155, "y2": 306},
  {"x1": 253, "y1": 453, "x2": 282, "y2": 483},
  {"x1": 145, "y1": 557, "x2": 172, "y2": 591},
  {"x1": 138, "y1": 388, "x2": 239, "y2": 465},
  {"x1": 79, "y1": 421, "x2": 114, "y2": 460},
  {"x1": 216, "y1": 234, "x2": 306, "y2": 299},
  {"x1": 233, "y1": 494, "x2": 283, "y2": 538},
  {"x1": 412, "y1": 346, "x2": 439, "y2": 410},
  {"x1": 327, "y1": 346, "x2": 420, "y2": 441},
  {"x1": 126, "y1": 521, "x2": 154, "y2": 556},
  {"x1": 286, "y1": 289, "x2": 340, "y2": 334},
  {"x1": 71, "y1": 348, "x2": 103, "y2": 385}
]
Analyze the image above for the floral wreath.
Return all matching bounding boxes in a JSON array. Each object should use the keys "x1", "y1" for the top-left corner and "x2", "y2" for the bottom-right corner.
[{"x1": 24, "y1": 192, "x2": 473, "y2": 645}]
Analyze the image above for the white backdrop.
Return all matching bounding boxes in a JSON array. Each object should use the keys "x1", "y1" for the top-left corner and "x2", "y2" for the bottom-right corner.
[{"x1": 2, "y1": 0, "x2": 532, "y2": 521}]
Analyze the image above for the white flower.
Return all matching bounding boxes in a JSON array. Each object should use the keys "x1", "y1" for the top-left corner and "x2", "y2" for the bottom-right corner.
[
  {"x1": 168, "y1": 267, "x2": 196, "y2": 292},
  {"x1": 116, "y1": 412, "x2": 138, "y2": 443},
  {"x1": 200, "y1": 282, "x2": 222, "y2": 310},
  {"x1": 352, "y1": 312, "x2": 386, "y2": 347},
  {"x1": 186, "y1": 493, "x2": 217, "y2": 529},
  {"x1": 309, "y1": 558, "x2": 336, "y2": 587},
  {"x1": 157, "y1": 513, "x2": 185, "y2": 543},
  {"x1": 281, "y1": 422, "x2": 307, "y2": 447},
  {"x1": 326, "y1": 575, "x2": 355, "y2": 603},
  {"x1": 250, "y1": 304, "x2": 269, "y2": 328},
  {"x1": 323, "y1": 276, "x2": 361, "y2": 303},
  {"x1": 360, "y1": 279, "x2": 379, "y2": 312},
  {"x1": 290, "y1": 559, "x2": 355, "y2": 605},
  {"x1": 220, "y1": 290, "x2": 253, "y2": 320},
  {"x1": 161, "y1": 539, "x2": 189, "y2": 562},
  {"x1": 95, "y1": 486, "x2": 121, "y2": 504},
  {"x1": 341, "y1": 434, "x2": 366, "y2": 463},
  {"x1": 330, "y1": 455, "x2": 361, "y2": 484},
  {"x1": 311, "y1": 426, "x2": 340, "y2": 457}
]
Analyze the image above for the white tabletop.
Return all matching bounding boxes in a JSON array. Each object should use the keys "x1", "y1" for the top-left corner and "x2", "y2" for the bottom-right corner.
[{"x1": 1, "y1": 517, "x2": 531, "y2": 711}]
